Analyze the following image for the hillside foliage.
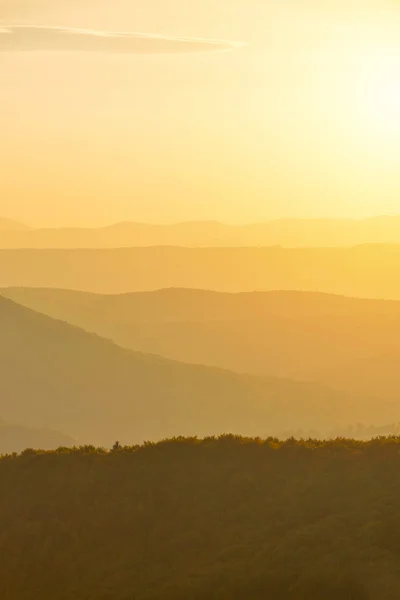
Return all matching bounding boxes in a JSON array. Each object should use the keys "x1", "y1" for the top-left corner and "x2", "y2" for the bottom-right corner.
[{"x1": 3, "y1": 435, "x2": 400, "y2": 599}]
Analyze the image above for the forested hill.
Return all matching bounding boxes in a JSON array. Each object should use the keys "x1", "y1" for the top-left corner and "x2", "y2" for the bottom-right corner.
[{"x1": 3, "y1": 436, "x2": 400, "y2": 599}]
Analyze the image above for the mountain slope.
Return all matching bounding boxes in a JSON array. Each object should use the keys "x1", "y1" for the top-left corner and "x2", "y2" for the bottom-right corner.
[
  {"x1": 2, "y1": 245, "x2": 400, "y2": 297},
  {"x1": 0, "y1": 420, "x2": 74, "y2": 454},
  {"x1": 5, "y1": 287, "x2": 400, "y2": 323},
  {"x1": 319, "y1": 354, "x2": 400, "y2": 400},
  {"x1": 5, "y1": 287, "x2": 400, "y2": 389},
  {"x1": 0, "y1": 296, "x2": 387, "y2": 445},
  {"x1": 0, "y1": 218, "x2": 30, "y2": 231}
]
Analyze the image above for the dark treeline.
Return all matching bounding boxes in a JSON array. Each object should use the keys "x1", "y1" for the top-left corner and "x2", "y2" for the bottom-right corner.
[
  {"x1": 279, "y1": 422, "x2": 400, "y2": 440},
  {"x1": 3, "y1": 436, "x2": 400, "y2": 599}
]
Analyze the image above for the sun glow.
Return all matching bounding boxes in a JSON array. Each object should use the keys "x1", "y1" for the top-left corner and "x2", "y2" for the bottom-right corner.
[{"x1": 353, "y1": 46, "x2": 400, "y2": 137}]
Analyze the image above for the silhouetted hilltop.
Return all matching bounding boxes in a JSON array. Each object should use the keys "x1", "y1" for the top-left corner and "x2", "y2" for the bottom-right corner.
[
  {"x1": 0, "y1": 295, "x2": 369, "y2": 446},
  {"x1": 3, "y1": 436, "x2": 400, "y2": 598},
  {"x1": 0, "y1": 218, "x2": 30, "y2": 231},
  {"x1": 0, "y1": 420, "x2": 74, "y2": 454},
  {"x1": 4, "y1": 287, "x2": 400, "y2": 398},
  {"x1": 5, "y1": 287, "x2": 400, "y2": 323},
  {"x1": 3, "y1": 245, "x2": 400, "y2": 297},
  {"x1": 3, "y1": 216, "x2": 400, "y2": 247}
]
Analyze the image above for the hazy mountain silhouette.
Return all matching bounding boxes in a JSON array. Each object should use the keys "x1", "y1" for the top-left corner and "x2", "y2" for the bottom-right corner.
[
  {"x1": 3, "y1": 217, "x2": 400, "y2": 247},
  {"x1": 5, "y1": 287, "x2": 400, "y2": 323},
  {"x1": 0, "y1": 218, "x2": 30, "y2": 231},
  {"x1": 0, "y1": 295, "x2": 389, "y2": 446},
  {"x1": 319, "y1": 354, "x2": 400, "y2": 401},
  {"x1": 2, "y1": 245, "x2": 400, "y2": 297},
  {"x1": 5, "y1": 287, "x2": 400, "y2": 398},
  {"x1": 0, "y1": 419, "x2": 75, "y2": 454}
]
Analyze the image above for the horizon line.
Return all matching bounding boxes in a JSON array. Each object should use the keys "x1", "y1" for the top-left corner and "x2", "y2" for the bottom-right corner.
[{"x1": 3, "y1": 213, "x2": 400, "y2": 231}]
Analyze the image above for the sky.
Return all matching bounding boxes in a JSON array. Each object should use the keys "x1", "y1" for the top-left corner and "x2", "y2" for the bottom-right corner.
[{"x1": 1, "y1": 0, "x2": 400, "y2": 226}]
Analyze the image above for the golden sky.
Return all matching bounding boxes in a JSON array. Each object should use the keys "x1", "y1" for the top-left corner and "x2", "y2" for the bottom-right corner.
[{"x1": 1, "y1": 0, "x2": 400, "y2": 226}]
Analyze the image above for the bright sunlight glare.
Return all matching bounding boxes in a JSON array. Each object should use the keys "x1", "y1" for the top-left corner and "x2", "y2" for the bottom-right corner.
[{"x1": 353, "y1": 46, "x2": 400, "y2": 137}]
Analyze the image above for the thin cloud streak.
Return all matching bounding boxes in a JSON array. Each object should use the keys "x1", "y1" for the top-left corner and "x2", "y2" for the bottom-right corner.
[{"x1": 0, "y1": 26, "x2": 246, "y2": 54}]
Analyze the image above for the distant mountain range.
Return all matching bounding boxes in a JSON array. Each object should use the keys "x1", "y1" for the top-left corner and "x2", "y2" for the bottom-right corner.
[
  {"x1": 0, "y1": 294, "x2": 388, "y2": 447},
  {"x1": 2, "y1": 245, "x2": 400, "y2": 297},
  {"x1": 5, "y1": 287, "x2": 400, "y2": 402},
  {"x1": 3, "y1": 216, "x2": 400, "y2": 247}
]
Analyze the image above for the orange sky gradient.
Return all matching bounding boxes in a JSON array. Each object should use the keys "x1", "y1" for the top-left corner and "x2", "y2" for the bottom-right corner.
[{"x1": 1, "y1": 0, "x2": 400, "y2": 227}]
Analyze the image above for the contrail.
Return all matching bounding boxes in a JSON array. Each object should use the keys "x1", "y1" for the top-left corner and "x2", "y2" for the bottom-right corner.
[{"x1": 0, "y1": 26, "x2": 246, "y2": 54}]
